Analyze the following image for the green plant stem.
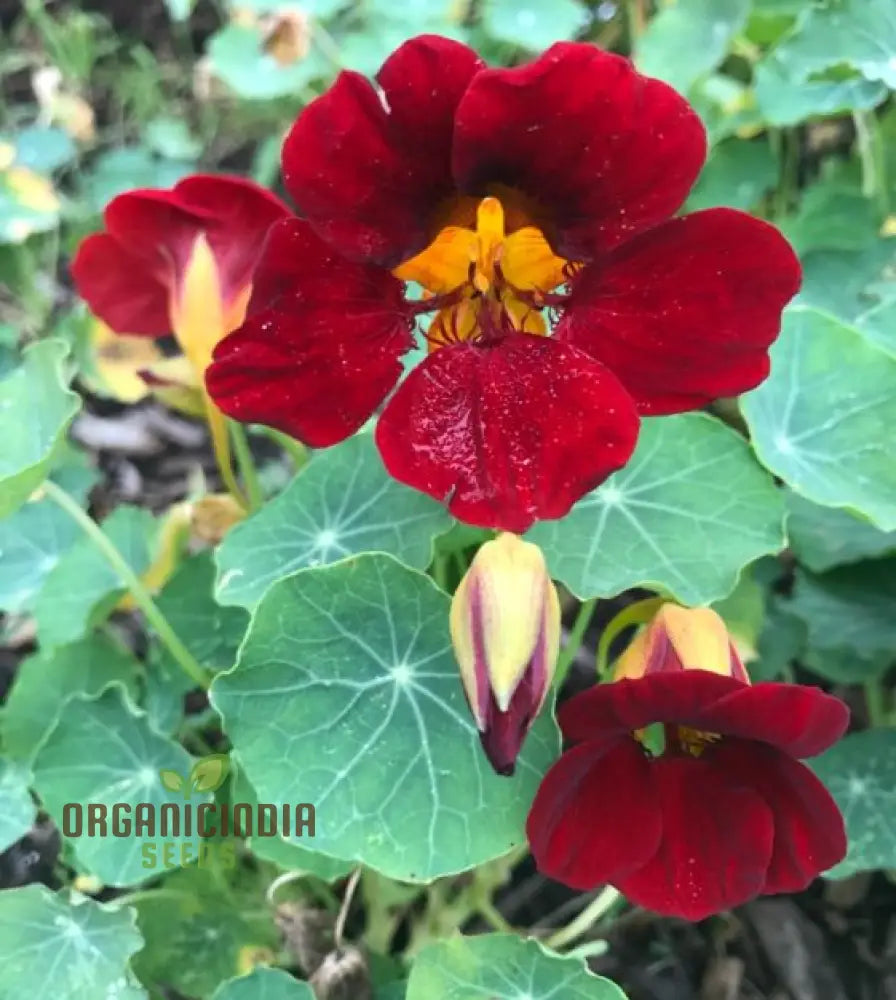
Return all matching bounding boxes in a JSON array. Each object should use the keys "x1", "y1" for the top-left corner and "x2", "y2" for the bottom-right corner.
[
  {"x1": 626, "y1": 0, "x2": 647, "y2": 41},
  {"x1": 773, "y1": 128, "x2": 800, "y2": 218},
  {"x1": 543, "y1": 886, "x2": 621, "y2": 951},
  {"x1": 854, "y1": 111, "x2": 891, "y2": 217},
  {"x1": 43, "y1": 481, "x2": 210, "y2": 691},
  {"x1": 595, "y1": 596, "x2": 665, "y2": 677},
  {"x1": 334, "y1": 868, "x2": 362, "y2": 948},
  {"x1": 478, "y1": 899, "x2": 514, "y2": 934},
  {"x1": 262, "y1": 427, "x2": 309, "y2": 471},
  {"x1": 865, "y1": 680, "x2": 888, "y2": 727},
  {"x1": 229, "y1": 421, "x2": 263, "y2": 512},
  {"x1": 554, "y1": 598, "x2": 598, "y2": 689},
  {"x1": 432, "y1": 554, "x2": 450, "y2": 592}
]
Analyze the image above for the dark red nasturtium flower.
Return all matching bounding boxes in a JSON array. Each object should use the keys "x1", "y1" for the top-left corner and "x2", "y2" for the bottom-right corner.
[
  {"x1": 71, "y1": 174, "x2": 289, "y2": 354},
  {"x1": 526, "y1": 606, "x2": 849, "y2": 920},
  {"x1": 206, "y1": 35, "x2": 801, "y2": 532},
  {"x1": 71, "y1": 174, "x2": 289, "y2": 498}
]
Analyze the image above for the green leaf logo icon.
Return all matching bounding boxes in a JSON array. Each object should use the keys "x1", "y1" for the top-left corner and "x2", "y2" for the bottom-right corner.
[
  {"x1": 158, "y1": 768, "x2": 186, "y2": 795},
  {"x1": 189, "y1": 754, "x2": 230, "y2": 794},
  {"x1": 158, "y1": 755, "x2": 230, "y2": 799}
]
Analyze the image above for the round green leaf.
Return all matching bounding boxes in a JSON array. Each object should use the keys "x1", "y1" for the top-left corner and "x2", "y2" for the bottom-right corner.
[
  {"x1": 406, "y1": 934, "x2": 628, "y2": 1000},
  {"x1": 232, "y1": 769, "x2": 353, "y2": 881},
  {"x1": 481, "y1": 0, "x2": 589, "y2": 50},
  {"x1": 31, "y1": 687, "x2": 208, "y2": 885},
  {"x1": 81, "y1": 148, "x2": 195, "y2": 214},
  {"x1": 742, "y1": 306, "x2": 896, "y2": 531},
  {"x1": 751, "y1": 601, "x2": 807, "y2": 681},
  {"x1": 213, "y1": 967, "x2": 315, "y2": 1000},
  {"x1": 157, "y1": 552, "x2": 249, "y2": 669},
  {"x1": 0, "y1": 487, "x2": 82, "y2": 614},
  {"x1": 211, "y1": 554, "x2": 558, "y2": 882},
  {"x1": 0, "y1": 884, "x2": 146, "y2": 1000},
  {"x1": 635, "y1": 0, "x2": 750, "y2": 95},
  {"x1": 4, "y1": 126, "x2": 77, "y2": 172},
  {"x1": 754, "y1": 55, "x2": 887, "y2": 125},
  {"x1": 143, "y1": 117, "x2": 202, "y2": 161},
  {"x1": 34, "y1": 505, "x2": 156, "y2": 649},
  {"x1": 786, "y1": 492, "x2": 896, "y2": 573},
  {"x1": 207, "y1": 24, "x2": 329, "y2": 100},
  {"x1": 780, "y1": 184, "x2": 878, "y2": 257},
  {"x1": 686, "y1": 139, "x2": 778, "y2": 213},
  {"x1": 215, "y1": 434, "x2": 452, "y2": 609},
  {"x1": 790, "y1": 561, "x2": 896, "y2": 661},
  {"x1": 528, "y1": 413, "x2": 784, "y2": 605},
  {"x1": 812, "y1": 730, "x2": 896, "y2": 879},
  {"x1": 772, "y1": 0, "x2": 896, "y2": 88},
  {"x1": 797, "y1": 237, "x2": 895, "y2": 334},
  {"x1": 1, "y1": 633, "x2": 140, "y2": 764},
  {"x1": 802, "y1": 646, "x2": 890, "y2": 684},
  {"x1": 132, "y1": 866, "x2": 277, "y2": 998},
  {"x1": 0, "y1": 340, "x2": 80, "y2": 518},
  {"x1": 0, "y1": 760, "x2": 36, "y2": 853}
]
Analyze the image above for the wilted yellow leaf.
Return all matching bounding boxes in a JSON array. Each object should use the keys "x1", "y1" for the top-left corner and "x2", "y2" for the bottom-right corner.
[
  {"x1": 6, "y1": 166, "x2": 60, "y2": 213},
  {"x1": 262, "y1": 10, "x2": 312, "y2": 66},
  {"x1": 90, "y1": 319, "x2": 164, "y2": 403},
  {"x1": 191, "y1": 493, "x2": 246, "y2": 544}
]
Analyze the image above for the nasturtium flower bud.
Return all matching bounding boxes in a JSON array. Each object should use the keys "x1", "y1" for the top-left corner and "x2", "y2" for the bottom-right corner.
[
  {"x1": 450, "y1": 533, "x2": 560, "y2": 776},
  {"x1": 614, "y1": 603, "x2": 750, "y2": 684}
]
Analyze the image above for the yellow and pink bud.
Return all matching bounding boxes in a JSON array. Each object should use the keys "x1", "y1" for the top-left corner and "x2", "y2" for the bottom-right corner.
[
  {"x1": 450, "y1": 533, "x2": 560, "y2": 776},
  {"x1": 614, "y1": 604, "x2": 750, "y2": 684}
]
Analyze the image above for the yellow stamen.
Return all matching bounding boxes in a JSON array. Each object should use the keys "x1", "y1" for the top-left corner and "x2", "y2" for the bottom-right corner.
[
  {"x1": 393, "y1": 196, "x2": 569, "y2": 348},
  {"x1": 676, "y1": 726, "x2": 722, "y2": 758}
]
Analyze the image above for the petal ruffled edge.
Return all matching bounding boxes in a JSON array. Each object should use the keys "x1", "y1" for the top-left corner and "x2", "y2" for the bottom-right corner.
[
  {"x1": 72, "y1": 175, "x2": 289, "y2": 336},
  {"x1": 70, "y1": 232, "x2": 171, "y2": 336},
  {"x1": 558, "y1": 672, "x2": 848, "y2": 759},
  {"x1": 556, "y1": 208, "x2": 802, "y2": 414},
  {"x1": 615, "y1": 754, "x2": 775, "y2": 919},
  {"x1": 206, "y1": 219, "x2": 414, "y2": 447},
  {"x1": 711, "y1": 741, "x2": 847, "y2": 894},
  {"x1": 375, "y1": 335, "x2": 640, "y2": 532},
  {"x1": 282, "y1": 34, "x2": 484, "y2": 266},
  {"x1": 527, "y1": 739, "x2": 662, "y2": 890},
  {"x1": 453, "y1": 42, "x2": 707, "y2": 260}
]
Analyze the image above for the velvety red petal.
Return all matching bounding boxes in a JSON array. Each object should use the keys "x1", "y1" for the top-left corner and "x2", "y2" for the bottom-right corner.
[
  {"x1": 558, "y1": 671, "x2": 746, "y2": 744},
  {"x1": 171, "y1": 174, "x2": 290, "y2": 301},
  {"x1": 70, "y1": 233, "x2": 171, "y2": 336},
  {"x1": 702, "y1": 683, "x2": 849, "y2": 759},
  {"x1": 556, "y1": 209, "x2": 801, "y2": 414},
  {"x1": 375, "y1": 336, "x2": 640, "y2": 532},
  {"x1": 479, "y1": 656, "x2": 547, "y2": 778},
  {"x1": 76, "y1": 175, "x2": 289, "y2": 336},
  {"x1": 710, "y1": 741, "x2": 847, "y2": 894},
  {"x1": 558, "y1": 674, "x2": 848, "y2": 759},
  {"x1": 282, "y1": 35, "x2": 483, "y2": 266},
  {"x1": 453, "y1": 43, "x2": 706, "y2": 260},
  {"x1": 527, "y1": 739, "x2": 662, "y2": 890},
  {"x1": 102, "y1": 187, "x2": 211, "y2": 276},
  {"x1": 616, "y1": 754, "x2": 774, "y2": 919},
  {"x1": 205, "y1": 219, "x2": 413, "y2": 446}
]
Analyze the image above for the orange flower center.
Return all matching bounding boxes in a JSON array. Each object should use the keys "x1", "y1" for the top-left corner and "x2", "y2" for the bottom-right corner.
[
  {"x1": 635, "y1": 723, "x2": 723, "y2": 759},
  {"x1": 393, "y1": 197, "x2": 569, "y2": 350}
]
